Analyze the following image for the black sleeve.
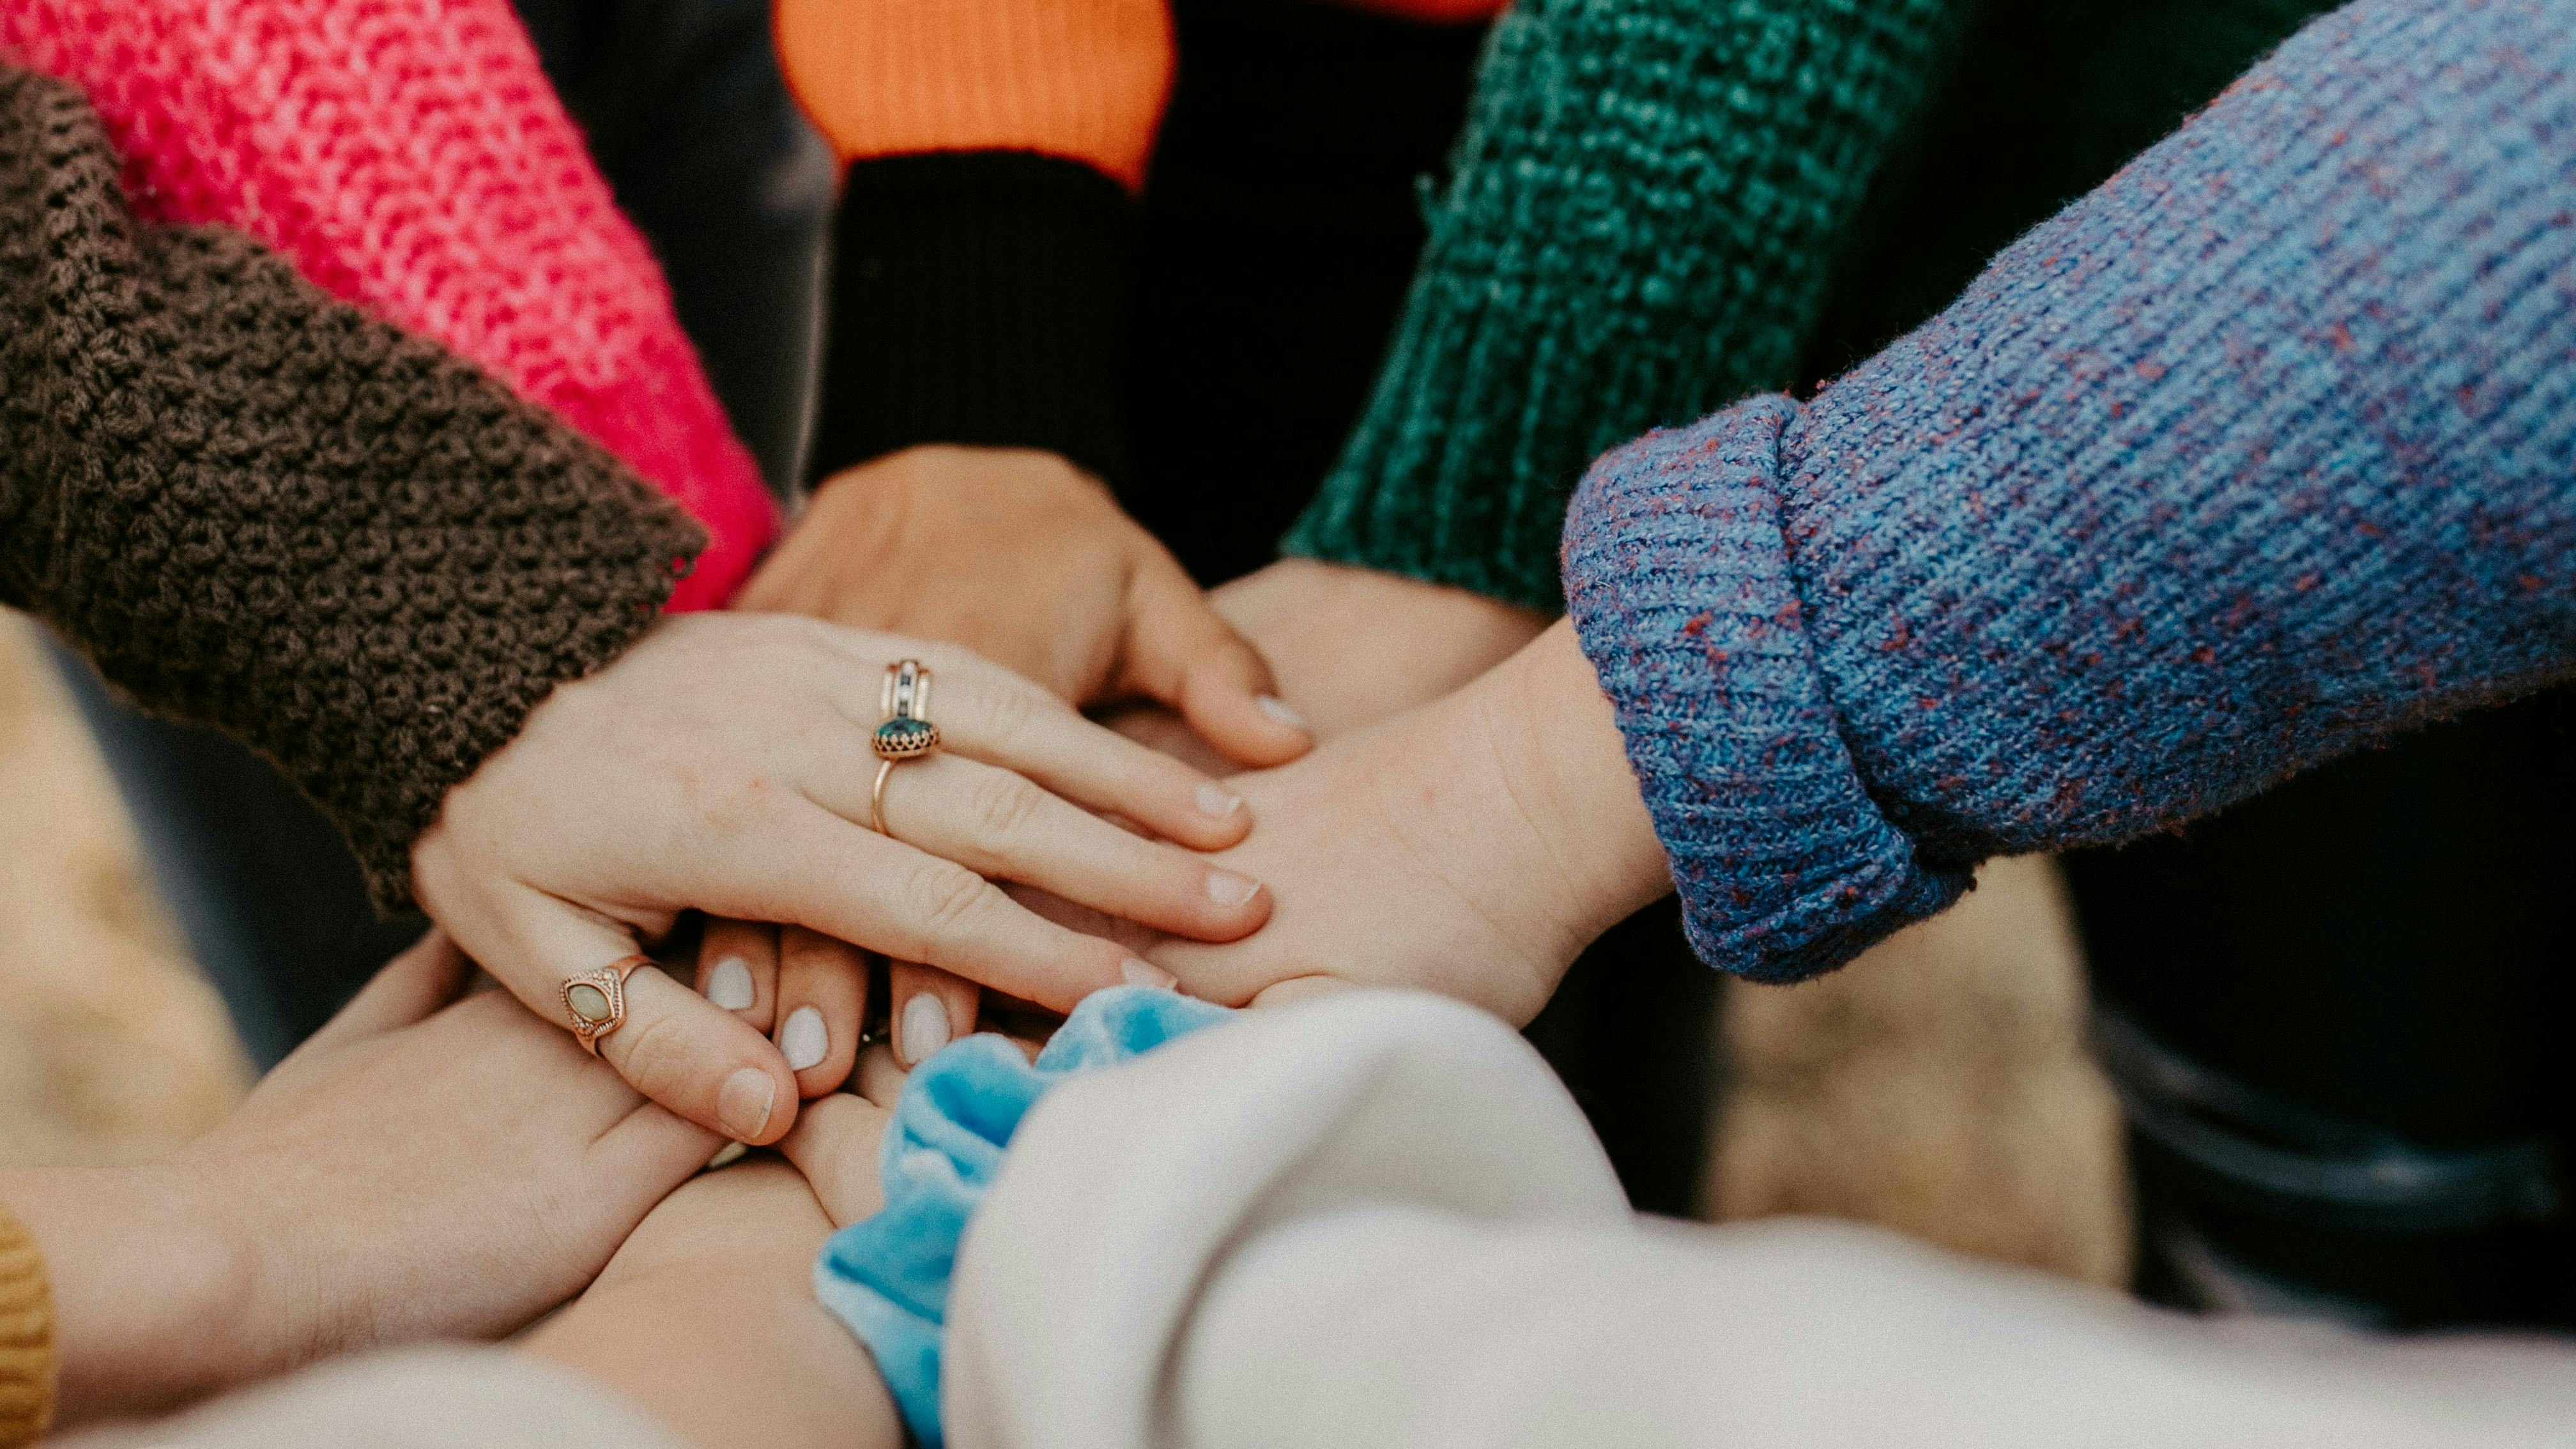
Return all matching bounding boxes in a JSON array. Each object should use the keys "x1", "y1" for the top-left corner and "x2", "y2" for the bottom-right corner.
[{"x1": 808, "y1": 151, "x2": 1138, "y2": 491}]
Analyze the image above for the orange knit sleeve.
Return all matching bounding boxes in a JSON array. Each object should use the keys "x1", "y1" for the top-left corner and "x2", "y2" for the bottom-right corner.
[
  {"x1": 773, "y1": 0, "x2": 1176, "y2": 192},
  {"x1": 0, "y1": 1204, "x2": 54, "y2": 1448}
]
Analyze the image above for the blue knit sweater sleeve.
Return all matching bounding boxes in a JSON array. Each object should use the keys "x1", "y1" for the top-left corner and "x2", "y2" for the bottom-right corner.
[{"x1": 1560, "y1": 0, "x2": 2576, "y2": 983}]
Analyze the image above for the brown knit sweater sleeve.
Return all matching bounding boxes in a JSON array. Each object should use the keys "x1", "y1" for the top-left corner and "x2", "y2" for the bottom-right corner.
[
  {"x1": 0, "y1": 1202, "x2": 52, "y2": 1448},
  {"x1": 0, "y1": 64, "x2": 707, "y2": 910}
]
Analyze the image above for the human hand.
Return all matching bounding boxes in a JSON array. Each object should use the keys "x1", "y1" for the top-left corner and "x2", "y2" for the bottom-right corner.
[
  {"x1": 526, "y1": 1082, "x2": 903, "y2": 1449},
  {"x1": 1210, "y1": 558, "x2": 1552, "y2": 737},
  {"x1": 1145, "y1": 620, "x2": 1672, "y2": 1024},
  {"x1": 1103, "y1": 558, "x2": 1549, "y2": 776},
  {"x1": 411, "y1": 611, "x2": 1269, "y2": 1147},
  {"x1": 2, "y1": 933, "x2": 720, "y2": 1426},
  {"x1": 740, "y1": 445, "x2": 1309, "y2": 766}
]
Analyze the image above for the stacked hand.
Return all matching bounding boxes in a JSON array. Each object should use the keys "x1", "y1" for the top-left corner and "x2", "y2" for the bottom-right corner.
[
  {"x1": 1008, "y1": 560, "x2": 1667, "y2": 1029},
  {"x1": 410, "y1": 610, "x2": 1270, "y2": 1146},
  {"x1": 717, "y1": 445, "x2": 1312, "y2": 1066},
  {"x1": 3, "y1": 934, "x2": 719, "y2": 1424}
]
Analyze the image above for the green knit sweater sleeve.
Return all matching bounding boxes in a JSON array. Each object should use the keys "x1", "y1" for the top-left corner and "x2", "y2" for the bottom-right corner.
[{"x1": 1283, "y1": 0, "x2": 1968, "y2": 610}]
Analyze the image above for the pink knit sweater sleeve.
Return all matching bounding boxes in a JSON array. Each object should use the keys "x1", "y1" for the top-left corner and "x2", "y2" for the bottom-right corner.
[{"x1": 2, "y1": 0, "x2": 776, "y2": 611}]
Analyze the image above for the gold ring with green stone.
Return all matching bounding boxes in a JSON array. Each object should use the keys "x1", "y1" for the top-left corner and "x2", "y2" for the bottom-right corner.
[{"x1": 873, "y1": 659, "x2": 940, "y2": 762}]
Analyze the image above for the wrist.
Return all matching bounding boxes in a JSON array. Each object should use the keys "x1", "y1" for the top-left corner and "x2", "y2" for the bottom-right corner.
[
  {"x1": 1471, "y1": 620, "x2": 1673, "y2": 949},
  {"x1": 0, "y1": 1162, "x2": 259, "y2": 1425}
]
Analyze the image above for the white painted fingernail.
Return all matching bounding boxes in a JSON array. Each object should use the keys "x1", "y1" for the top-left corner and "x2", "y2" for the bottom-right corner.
[
  {"x1": 1197, "y1": 781, "x2": 1245, "y2": 820},
  {"x1": 780, "y1": 1006, "x2": 829, "y2": 1071},
  {"x1": 705, "y1": 1140, "x2": 749, "y2": 1170},
  {"x1": 705, "y1": 956, "x2": 755, "y2": 1011},
  {"x1": 901, "y1": 995, "x2": 951, "y2": 1065},
  {"x1": 1206, "y1": 869, "x2": 1261, "y2": 907},
  {"x1": 1257, "y1": 695, "x2": 1308, "y2": 730},
  {"x1": 717, "y1": 1068, "x2": 776, "y2": 1141},
  {"x1": 1122, "y1": 958, "x2": 1177, "y2": 990}
]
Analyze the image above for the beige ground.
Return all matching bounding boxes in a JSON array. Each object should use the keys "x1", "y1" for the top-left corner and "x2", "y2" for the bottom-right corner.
[
  {"x1": 0, "y1": 615, "x2": 250, "y2": 1168},
  {"x1": 0, "y1": 609, "x2": 2125, "y2": 1282},
  {"x1": 1706, "y1": 855, "x2": 2132, "y2": 1285}
]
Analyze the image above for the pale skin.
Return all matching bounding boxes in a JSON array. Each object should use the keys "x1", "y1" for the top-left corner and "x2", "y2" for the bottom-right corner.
[
  {"x1": 1148, "y1": 618, "x2": 1672, "y2": 1023},
  {"x1": 1, "y1": 934, "x2": 720, "y2": 1428},
  {"x1": 1019, "y1": 617, "x2": 1674, "y2": 1027},
  {"x1": 526, "y1": 1078, "x2": 909, "y2": 1449},
  {"x1": 707, "y1": 539, "x2": 1565, "y2": 1064},
  {"x1": 410, "y1": 610, "x2": 1266, "y2": 1146},
  {"x1": 706, "y1": 446, "x2": 1318, "y2": 1073}
]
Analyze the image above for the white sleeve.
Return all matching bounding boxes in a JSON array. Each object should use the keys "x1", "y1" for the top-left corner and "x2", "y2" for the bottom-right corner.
[
  {"x1": 944, "y1": 991, "x2": 2576, "y2": 1449},
  {"x1": 47, "y1": 1345, "x2": 692, "y2": 1449}
]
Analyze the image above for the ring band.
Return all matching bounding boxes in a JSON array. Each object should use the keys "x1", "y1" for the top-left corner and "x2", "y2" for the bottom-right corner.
[
  {"x1": 562, "y1": 954, "x2": 647, "y2": 1055},
  {"x1": 870, "y1": 660, "x2": 939, "y2": 835}
]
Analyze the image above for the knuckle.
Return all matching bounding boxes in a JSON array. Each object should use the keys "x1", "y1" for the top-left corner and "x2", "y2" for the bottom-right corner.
[
  {"x1": 969, "y1": 678, "x2": 1042, "y2": 751},
  {"x1": 965, "y1": 771, "x2": 1048, "y2": 843},
  {"x1": 611, "y1": 1011, "x2": 702, "y2": 1105},
  {"x1": 900, "y1": 859, "x2": 995, "y2": 941}
]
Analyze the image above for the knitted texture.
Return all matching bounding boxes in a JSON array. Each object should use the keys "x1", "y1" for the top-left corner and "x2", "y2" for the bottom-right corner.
[
  {"x1": 777, "y1": 0, "x2": 1174, "y2": 191},
  {"x1": 1562, "y1": 0, "x2": 2576, "y2": 981},
  {"x1": 1286, "y1": 0, "x2": 1968, "y2": 610},
  {"x1": 0, "y1": 0, "x2": 772, "y2": 611},
  {"x1": 0, "y1": 66, "x2": 706, "y2": 910},
  {"x1": 811, "y1": 154, "x2": 1140, "y2": 489},
  {"x1": 0, "y1": 1204, "x2": 49, "y2": 1448},
  {"x1": 773, "y1": 0, "x2": 1503, "y2": 192}
]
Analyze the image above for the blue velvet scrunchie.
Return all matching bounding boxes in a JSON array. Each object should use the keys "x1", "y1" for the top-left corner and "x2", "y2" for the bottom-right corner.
[{"x1": 813, "y1": 985, "x2": 1230, "y2": 1446}]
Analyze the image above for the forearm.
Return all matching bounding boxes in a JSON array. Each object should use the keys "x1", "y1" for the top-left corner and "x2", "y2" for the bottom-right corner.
[
  {"x1": 1563, "y1": 0, "x2": 2576, "y2": 979},
  {"x1": 3, "y1": 0, "x2": 771, "y2": 610},
  {"x1": 0, "y1": 1169, "x2": 253, "y2": 1429},
  {"x1": 0, "y1": 65, "x2": 700, "y2": 910},
  {"x1": 527, "y1": 1266, "x2": 899, "y2": 1449},
  {"x1": 781, "y1": 0, "x2": 1172, "y2": 489},
  {"x1": 1285, "y1": 0, "x2": 1970, "y2": 609}
]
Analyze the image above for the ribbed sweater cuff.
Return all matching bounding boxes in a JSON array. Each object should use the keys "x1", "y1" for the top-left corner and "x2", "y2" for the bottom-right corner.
[
  {"x1": 1281, "y1": 271, "x2": 1701, "y2": 613},
  {"x1": 1560, "y1": 397, "x2": 1966, "y2": 982},
  {"x1": 811, "y1": 151, "x2": 1137, "y2": 491},
  {"x1": 1282, "y1": 0, "x2": 1965, "y2": 614},
  {"x1": 0, "y1": 1205, "x2": 54, "y2": 1448}
]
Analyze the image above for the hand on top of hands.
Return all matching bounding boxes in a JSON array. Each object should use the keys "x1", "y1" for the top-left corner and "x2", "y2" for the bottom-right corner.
[
  {"x1": 410, "y1": 610, "x2": 1269, "y2": 1147},
  {"x1": 720, "y1": 447, "x2": 1327, "y2": 1068},
  {"x1": 740, "y1": 444, "x2": 1311, "y2": 767}
]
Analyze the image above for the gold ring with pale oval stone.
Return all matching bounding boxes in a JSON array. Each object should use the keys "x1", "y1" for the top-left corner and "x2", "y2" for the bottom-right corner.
[{"x1": 562, "y1": 954, "x2": 648, "y2": 1055}]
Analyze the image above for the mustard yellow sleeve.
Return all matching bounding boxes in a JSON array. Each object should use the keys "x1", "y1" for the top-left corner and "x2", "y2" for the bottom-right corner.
[{"x1": 0, "y1": 1204, "x2": 55, "y2": 1447}]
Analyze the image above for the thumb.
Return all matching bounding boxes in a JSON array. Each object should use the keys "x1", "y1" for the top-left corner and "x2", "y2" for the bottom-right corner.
[
  {"x1": 482, "y1": 886, "x2": 805, "y2": 1146},
  {"x1": 1121, "y1": 558, "x2": 1311, "y2": 768},
  {"x1": 1246, "y1": 974, "x2": 1354, "y2": 1011}
]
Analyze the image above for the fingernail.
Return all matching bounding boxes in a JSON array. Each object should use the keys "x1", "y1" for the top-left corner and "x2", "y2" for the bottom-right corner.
[
  {"x1": 1196, "y1": 781, "x2": 1245, "y2": 820},
  {"x1": 717, "y1": 1068, "x2": 776, "y2": 1141},
  {"x1": 1257, "y1": 695, "x2": 1308, "y2": 730},
  {"x1": 1121, "y1": 958, "x2": 1177, "y2": 990},
  {"x1": 705, "y1": 956, "x2": 755, "y2": 1011},
  {"x1": 779, "y1": 1006, "x2": 828, "y2": 1071},
  {"x1": 705, "y1": 1140, "x2": 749, "y2": 1170},
  {"x1": 900, "y1": 995, "x2": 951, "y2": 1066},
  {"x1": 1206, "y1": 869, "x2": 1262, "y2": 908}
]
